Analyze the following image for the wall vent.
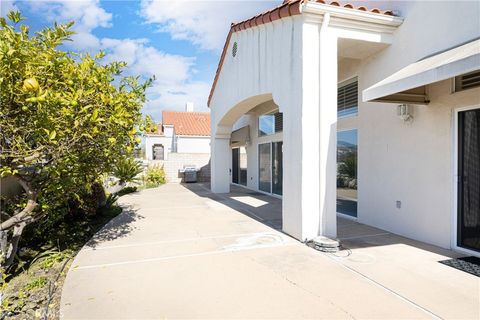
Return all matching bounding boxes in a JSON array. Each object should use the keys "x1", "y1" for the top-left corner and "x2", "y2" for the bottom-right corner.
[{"x1": 455, "y1": 70, "x2": 480, "y2": 92}]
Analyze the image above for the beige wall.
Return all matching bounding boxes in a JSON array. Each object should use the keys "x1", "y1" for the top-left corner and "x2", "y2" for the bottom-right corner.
[{"x1": 345, "y1": 0, "x2": 480, "y2": 249}]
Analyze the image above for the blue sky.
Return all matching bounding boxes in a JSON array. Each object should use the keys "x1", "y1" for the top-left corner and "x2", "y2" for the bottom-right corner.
[{"x1": 1, "y1": 0, "x2": 280, "y2": 121}]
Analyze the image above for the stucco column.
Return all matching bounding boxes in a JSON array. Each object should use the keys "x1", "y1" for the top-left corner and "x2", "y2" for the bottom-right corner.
[
  {"x1": 281, "y1": 17, "x2": 337, "y2": 241},
  {"x1": 318, "y1": 15, "x2": 337, "y2": 238},
  {"x1": 210, "y1": 136, "x2": 231, "y2": 193}
]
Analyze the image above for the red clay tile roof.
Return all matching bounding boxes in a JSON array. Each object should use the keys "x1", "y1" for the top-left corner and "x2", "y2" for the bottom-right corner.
[
  {"x1": 162, "y1": 111, "x2": 211, "y2": 136},
  {"x1": 145, "y1": 123, "x2": 164, "y2": 136},
  {"x1": 208, "y1": 0, "x2": 395, "y2": 106}
]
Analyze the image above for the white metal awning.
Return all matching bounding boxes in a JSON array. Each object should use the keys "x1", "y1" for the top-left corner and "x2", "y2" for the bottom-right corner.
[
  {"x1": 363, "y1": 39, "x2": 480, "y2": 104},
  {"x1": 230, "y1": 126, "x2": 250, "y2": 147}
]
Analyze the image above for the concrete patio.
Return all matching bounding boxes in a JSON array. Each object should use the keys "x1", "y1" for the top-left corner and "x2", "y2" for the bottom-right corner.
[{"x1": 60, "y1": 183, "x2": 479, "y2": 319}]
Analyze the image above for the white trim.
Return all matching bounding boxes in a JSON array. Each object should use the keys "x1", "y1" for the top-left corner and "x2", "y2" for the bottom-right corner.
[
  {"x1": 452, "y1": 104, "x2": 480, "y2": 257},
  {"x1": 302, "y1": 2, "x2": 403, "y2": 32}
]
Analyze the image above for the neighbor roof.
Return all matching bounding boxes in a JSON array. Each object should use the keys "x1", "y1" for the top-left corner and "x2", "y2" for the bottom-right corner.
[
  {"x1": 162, "y1": 111, "x2": 211, "y2": 136},
  {"x1": 208, "y1": 0, "x2": 396, "y2": 106}
]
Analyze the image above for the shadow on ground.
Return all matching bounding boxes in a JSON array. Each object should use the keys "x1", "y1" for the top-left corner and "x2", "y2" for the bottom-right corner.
[
  {"x1": 182, "y1": 183, "x2": 462, "y2": 260},
  {"x1": 181, "y1": 182, "x2": 283, "y2": 231},
  {"x1": 85, "y1": 207, "x2": 144, "y2": 249}
]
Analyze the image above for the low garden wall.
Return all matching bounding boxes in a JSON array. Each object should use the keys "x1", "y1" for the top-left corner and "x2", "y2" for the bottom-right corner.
[{"x1": 148, "y1": 153, "x2": 211, "y2": 183}]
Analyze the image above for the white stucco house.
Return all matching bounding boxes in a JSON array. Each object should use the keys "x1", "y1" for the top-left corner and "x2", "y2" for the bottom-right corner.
[
  {"x1": 208, "y1": 0, "x2": 480, "y2": 257},
  {"x1": 144, "y1": 104, "x2": 211, "y2": 161}
]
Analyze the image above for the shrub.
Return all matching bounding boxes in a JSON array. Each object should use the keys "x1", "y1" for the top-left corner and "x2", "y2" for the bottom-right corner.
[
  {"x1": 115, "y1": 186, "x2": 137, "y2": 197},
  {"x1": 112, "y1": 157, "x2": 143, "y2": 185},
  {"x1": 0, "y1": 11, "x2": 152, "y2": 268},
  {"x1": 144, "y1": 165, "x2": 166, "y2": 188}
]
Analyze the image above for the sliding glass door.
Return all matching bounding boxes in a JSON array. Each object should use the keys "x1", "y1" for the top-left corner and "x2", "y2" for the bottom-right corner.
[
  {"x1": 337, "y1": 130, "x2": 358, "y2": 217},
  {"x1": 458, "y1": 108, "x2": 480, "y2": 252},
  {"x1": 232, "y1": 147, "x2": 247, "y2": 186},
  {"x1": 258, "y1": 143, "x2": 271, "y2": 192},
  {"x1": 258, "y1": 142, "x2": 282, "y2": 195},
  {"x1": 272, "y1": 142, "x2": 283, "y2": 195}
]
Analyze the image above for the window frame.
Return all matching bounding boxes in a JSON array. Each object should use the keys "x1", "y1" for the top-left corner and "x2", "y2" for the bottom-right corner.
[{"x1": 258, "y1": 110, "x2": 283, "y2": 137}]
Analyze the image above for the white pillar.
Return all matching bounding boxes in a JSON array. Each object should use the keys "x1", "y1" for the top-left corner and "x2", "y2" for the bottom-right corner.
[
  {"x1": 319, "y1": 14, "x2": 337, "y2": 238},
  {"x1": 211, "y1": 136, "x2": 231, "y2": 193},
  {"x1": 282, "y1": 17, "x2": 337, "y2": 241}
]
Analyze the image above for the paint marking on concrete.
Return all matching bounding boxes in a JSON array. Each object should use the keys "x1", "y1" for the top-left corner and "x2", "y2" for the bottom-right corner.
[
  {"x1": 83, "y1": 232, "x2": 283, "y2": 251},
  {"x1": 75, "y1": 242, "x2": 296, "y2": 270}
]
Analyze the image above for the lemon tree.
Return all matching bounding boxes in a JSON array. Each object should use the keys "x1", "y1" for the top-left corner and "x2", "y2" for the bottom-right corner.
[{"x1": 0, "y1": 12, "x2": 152, "y2": 268}]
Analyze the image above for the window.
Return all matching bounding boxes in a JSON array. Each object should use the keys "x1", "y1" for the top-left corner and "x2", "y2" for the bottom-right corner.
[
  {"x1": 337, "y1": 130, "x2": 357, "y2": 217},
  {"x1": 454, "y1": 70, "x2": 480, "y2": 92},
  {"x1": 338, "y1": 78, "x2": 358, "y2": 118},
  {"x1": 259, "y1": 111, "x2": 283, "y2": 136}
]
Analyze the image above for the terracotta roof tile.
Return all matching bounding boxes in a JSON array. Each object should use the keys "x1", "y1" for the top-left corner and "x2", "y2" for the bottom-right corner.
[
  {"x1": 145, "y1": 123, "x2": 164, "y2": 136},
  {"x1": 162, "y1": 111, "x2": 211, "y2": 136},
  {"x1": 208, "y1": 0, "x2": 396, "y2": 106}
]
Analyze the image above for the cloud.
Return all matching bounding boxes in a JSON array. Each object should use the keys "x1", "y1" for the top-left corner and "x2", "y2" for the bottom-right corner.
[
  {"x1": 100, "y1": 38, "x2": 208, "y2": 118},
  {"x1": 15, "y1": 0, "x2": 209, "y2": 120},
  {"x1": 143, "y1": 81, "x2": 211, "y2": 120},
  {"x1": 99, "y1": 38, "x2": 210, "y2": 119},
  {"x1": 140, "y1": 0, "x2": 280, "y2": 51},
  {"x1": 0, "y1": 0, "x2": 18, "y2": 17},
  {"x1": 23, "y1": 0, "x2": 112, "y2": 50}
]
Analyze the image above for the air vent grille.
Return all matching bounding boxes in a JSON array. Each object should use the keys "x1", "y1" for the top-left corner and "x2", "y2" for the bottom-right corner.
[{"x1": 455, "y1": 70, "x2": 480, "y2": 91}]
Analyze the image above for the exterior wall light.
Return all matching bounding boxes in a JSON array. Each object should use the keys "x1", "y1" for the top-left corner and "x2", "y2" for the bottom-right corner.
[{"x1": 397, "y1": 104, "x2": 413, "y2": 122}]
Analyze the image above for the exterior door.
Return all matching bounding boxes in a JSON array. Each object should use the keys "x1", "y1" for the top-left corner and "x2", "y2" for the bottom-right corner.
[
  {"x1": 232, "y1": 148, "x2": 239, "y2": 184},
  {"x1": 272, "y1": 141, "x2": 283, "y2": 195},
  {"x1": 458, "y1": 108, "x2": 480, "y2": 252},
  {"x1": 152, "y1": 144, "x2": 164, "y2": 160}
]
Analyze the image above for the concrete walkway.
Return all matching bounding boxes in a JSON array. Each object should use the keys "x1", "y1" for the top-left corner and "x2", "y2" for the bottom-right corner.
[{"x1": 61, "y1": 184, "x2": 479, "y2": 319}]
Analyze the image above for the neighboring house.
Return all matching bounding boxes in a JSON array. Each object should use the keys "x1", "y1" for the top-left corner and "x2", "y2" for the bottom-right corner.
[
  {"x1": 144, "y1": 103, "x2": 211, "y2": 182},
  {"x1": 208, "y1": 0, "x2": 480, "y2": 257},
  {"x1": 145, "y1": 104, "x2": 211, "y2": 160}
]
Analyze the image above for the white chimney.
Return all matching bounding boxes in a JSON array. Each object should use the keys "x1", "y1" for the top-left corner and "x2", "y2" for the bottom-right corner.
[{"x1": 185, "y1": 102, "x2": 194, "y2": 112}]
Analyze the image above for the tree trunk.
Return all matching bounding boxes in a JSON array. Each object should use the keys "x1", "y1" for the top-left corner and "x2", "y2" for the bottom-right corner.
[{"x1": 0, "y1": 175, "x2": 38, "y2": 270}]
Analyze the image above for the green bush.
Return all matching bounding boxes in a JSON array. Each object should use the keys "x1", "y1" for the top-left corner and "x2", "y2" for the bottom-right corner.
[
  {"x1": 144, "y1": 165, "x2": 166, "y2": 188},
  {"x1": 112, "y1": 157, "x2": 143, "y2": 185},
  {"x1": 115, "y1": 186, "x2": 138, "y2": 197}
]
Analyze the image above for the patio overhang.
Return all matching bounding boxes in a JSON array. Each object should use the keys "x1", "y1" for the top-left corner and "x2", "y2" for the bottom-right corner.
[
  {"x1": 363, "y1": 39, "x2": 480, "y2": 104},
  {"x1": 230, "y1": 125, "x2": 250, "y2": 148}
]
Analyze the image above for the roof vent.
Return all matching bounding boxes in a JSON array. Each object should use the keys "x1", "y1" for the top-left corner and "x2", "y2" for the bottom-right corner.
[
  {"x1": 232, "y1": 42, "x2": 238, "y2": 57},
  {"x1": 455, "y1": 70, "x2": 480, "y2": 92}
]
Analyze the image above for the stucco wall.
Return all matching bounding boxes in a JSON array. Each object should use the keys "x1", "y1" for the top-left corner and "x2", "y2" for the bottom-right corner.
[
  {"x1": 145, "y1": 136, "x2": 173, "y2": 160},
  {"x1": 176, "y1": 136, "x2": 211, "y2": 154},
  {"x1": 149, "y1": 153, "x2": 211, "y2": 183},
  {"x1": 351, "y1": 1, "x2": 480, "y2": 249}
]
